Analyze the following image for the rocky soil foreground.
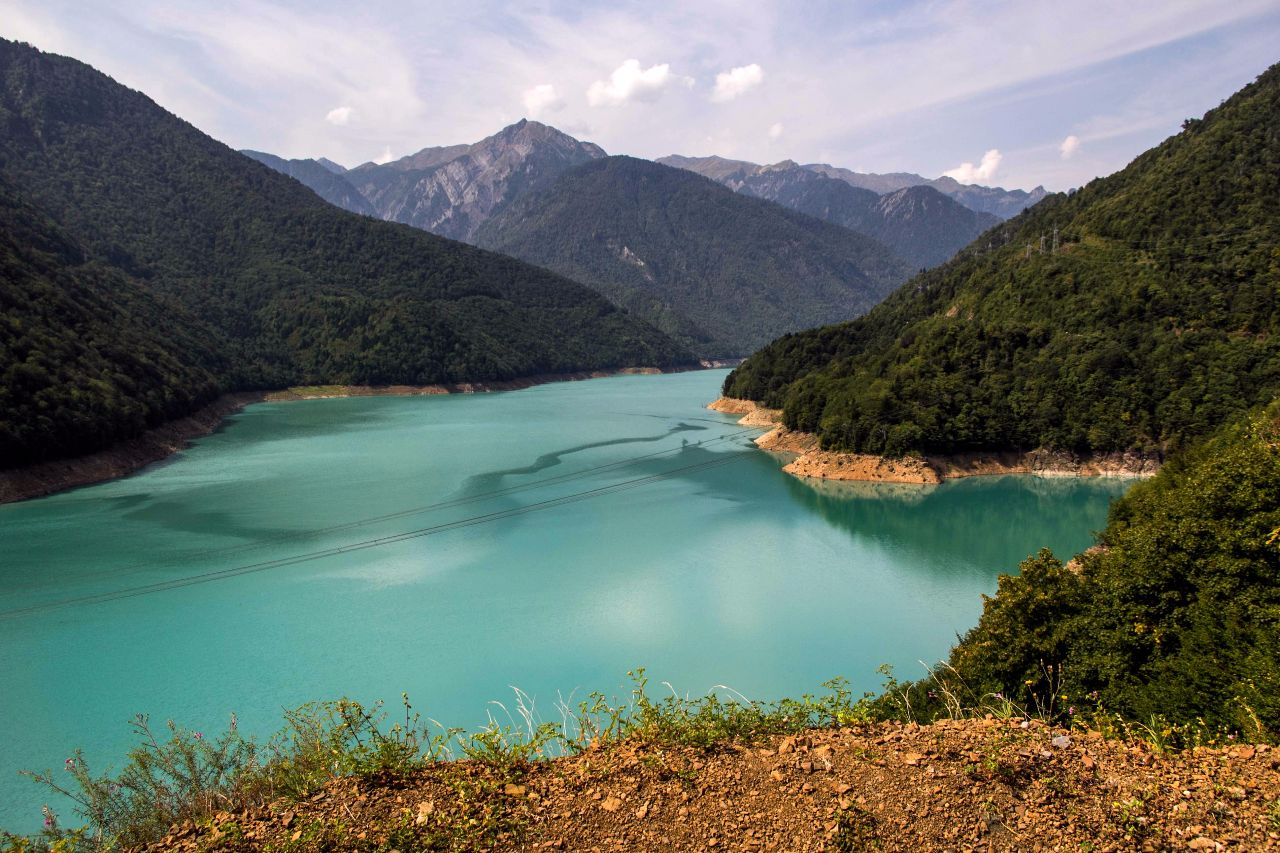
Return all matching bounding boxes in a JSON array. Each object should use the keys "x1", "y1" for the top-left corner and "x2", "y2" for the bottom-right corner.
[{"x1": 146, "y1": 720, "x2": 1278, "y2": 852}]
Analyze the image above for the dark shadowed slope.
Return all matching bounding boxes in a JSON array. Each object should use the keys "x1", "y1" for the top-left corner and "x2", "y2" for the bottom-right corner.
[{"x1": 475, "y1": 156, "x2": 914, "y2": 357}]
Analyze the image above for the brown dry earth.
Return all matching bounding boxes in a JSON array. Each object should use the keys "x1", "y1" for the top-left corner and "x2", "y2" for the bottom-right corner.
[
  {"x1": 708, "y1": 398, "x2": 1161, "y2": 485},
  {"x1": 146, "y1": 720, "x2": 1280, "y2": 852}
]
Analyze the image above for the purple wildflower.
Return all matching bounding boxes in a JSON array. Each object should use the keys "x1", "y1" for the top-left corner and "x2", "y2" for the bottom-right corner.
[
  {"x1": 1068, "y1": 707, "x2": 1076, "y2": 715},
  {"x1": 193, "y1": 731, "x2": 203, "y2": 740}
]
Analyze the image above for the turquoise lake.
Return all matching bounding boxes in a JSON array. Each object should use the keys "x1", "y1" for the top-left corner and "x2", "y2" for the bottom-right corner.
[{"x1": 0, "y1": 370, "x2": 1131, "y2": 830}]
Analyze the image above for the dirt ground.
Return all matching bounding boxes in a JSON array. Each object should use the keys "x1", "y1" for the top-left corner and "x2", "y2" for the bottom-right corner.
[{"x1": 145, "y1": 718, "x2": 1280, "y2": 852}]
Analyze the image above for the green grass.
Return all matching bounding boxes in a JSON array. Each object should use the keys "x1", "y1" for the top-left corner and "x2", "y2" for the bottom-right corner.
[{"x1": 0, "y1": 671, "x2": 874, "y2": 852}]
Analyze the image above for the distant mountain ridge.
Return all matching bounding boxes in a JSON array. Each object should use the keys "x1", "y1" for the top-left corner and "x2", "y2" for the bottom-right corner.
[
  {"x1": 666, "y1": 157, "x2": 1000, "y2": 268},
  {"x1": 660, "y1": 155, "x2": 1047, "y2": 220},
  {"x1": 241, "y1": 150, "x2": 376, "y2": 216},
  {"x1": 474, "y1": 156, "x2": 914, "y2": 356},
  {"x1": 346, "y1": 120, "x2": 606, "y2": 241}
]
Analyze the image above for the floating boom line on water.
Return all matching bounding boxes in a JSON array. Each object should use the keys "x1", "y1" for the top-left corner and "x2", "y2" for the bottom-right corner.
[
  {"x1": 0, "y1": 451, "x2": 753, "y2": 619},
  {"x1": 4, "y1": 425, "x2": 763, "y2": 594}
]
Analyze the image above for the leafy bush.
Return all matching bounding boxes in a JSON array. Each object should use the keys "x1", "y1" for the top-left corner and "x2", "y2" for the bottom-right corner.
[{"x1": 898, "y1": 403, "x2": 1280, "y2": 739}]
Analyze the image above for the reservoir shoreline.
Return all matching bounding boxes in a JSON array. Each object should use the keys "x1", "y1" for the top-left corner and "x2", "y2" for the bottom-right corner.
[
  {"x1": 0, "y1": 366, "x2": 693, "y2": 506},
  {"x1": 709, "y1": 397, "x2": 1162, "y2": 484}
]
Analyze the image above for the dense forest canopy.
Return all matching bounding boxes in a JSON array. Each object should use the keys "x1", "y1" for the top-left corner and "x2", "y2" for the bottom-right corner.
[
  {"x1": 725, "y1": 63, "x2": 1280, "y2": 458},
  {"x1": 476, "y1": 156, "x2": 914, "y2": 356},
  {"x1": 0, "y1": 178, "x2": 225, "y2": 465},
  {"x1": 0, "y1": 40, "x2": 692, "y2": 469},
  {"x1": 914, "y1": 401, "x2": 1280, "y2": 735}
]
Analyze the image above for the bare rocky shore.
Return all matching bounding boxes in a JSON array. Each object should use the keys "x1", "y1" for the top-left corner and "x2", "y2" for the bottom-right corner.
[
  {"x1": 0, "y1": 368, "x2": 671, "y2": 506},
  {"x1": 709, "y1": 397, "x2": 1161, "y2": 485}
]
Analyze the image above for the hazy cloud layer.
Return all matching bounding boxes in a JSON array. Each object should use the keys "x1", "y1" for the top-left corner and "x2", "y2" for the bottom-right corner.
[{"x1": 3, "y1": 0, "x2": 1277, "y2": 190}]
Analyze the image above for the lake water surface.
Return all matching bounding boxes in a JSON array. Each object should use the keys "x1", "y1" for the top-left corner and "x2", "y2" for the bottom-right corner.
[{"x1": 0, "y1": 370, "x2": 1130, "y2": 830}]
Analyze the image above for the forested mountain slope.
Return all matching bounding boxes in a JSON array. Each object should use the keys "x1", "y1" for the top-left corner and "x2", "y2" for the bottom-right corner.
[
  {"x1": 0, "y1": 179, "x2": 226, "y2": 466},
  {"x1": 475, "y1": 156, "x2": 914, "y2": 356},
  {"x1": 725, "y1": 63, "x2": 1280, "y2": 459},
  {"x1": 0, "y1": 40, "x2": 692, "y2": 469}
]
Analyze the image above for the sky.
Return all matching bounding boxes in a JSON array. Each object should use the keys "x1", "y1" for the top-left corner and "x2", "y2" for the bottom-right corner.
[{"x1": 2, "y1": 0, "x2": 1278, "y2": 191}]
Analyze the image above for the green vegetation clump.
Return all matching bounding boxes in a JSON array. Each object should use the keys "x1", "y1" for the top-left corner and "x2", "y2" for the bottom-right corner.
[
  {"x1": 725, "y1": 62, "x2": 1280, "y2": 458},
  {"x1": 899, "y1": 402, "x2": 1280, "y2": 740},
  {"x1": 0, "y1": 39, "x2": 692, "y2": 469},
  {"x1": 474, "y1": 156, "x2": 913, "y2": 357},
  {"x1": 1, "y1": 673, "x2": 870, "y2": 851}
]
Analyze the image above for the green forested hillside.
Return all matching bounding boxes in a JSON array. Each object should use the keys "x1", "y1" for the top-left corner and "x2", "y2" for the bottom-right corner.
[
  {"x1": 726, "y1": 64, "x2": 1280, "y2": 458},
  {"x1": 475, "y1": 156, "x2": 914, "y2": 356},
  {"x1": 918, "y1": 402, "x2": 1280, "y2": 734},
  {"x1": 0, "y1": 40, "x2": 692, "y2": 468},
  {"x1": 0, "y1": 179, "x2": 225, "y2": 465}
]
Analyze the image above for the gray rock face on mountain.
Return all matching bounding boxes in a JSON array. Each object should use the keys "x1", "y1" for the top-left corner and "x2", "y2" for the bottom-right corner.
[
  {"x1": 314, "y1": 157, "x2": 348, "y2": 175},
  {"x1": 346, "y1": 120, "x2": 606, "y2": 241},
  {"x1": 240, "y1": 150, "x2": 377, "y2": 216},
  {"x1": 802, "y1": 162, "x2": 1047, "y2": 220},
  {"x1": 660, "y1": 155, "x2": 1045, "y2": 221},
  {"x1": 659, "y1": 157, "x2": 998, "y2": 268}
]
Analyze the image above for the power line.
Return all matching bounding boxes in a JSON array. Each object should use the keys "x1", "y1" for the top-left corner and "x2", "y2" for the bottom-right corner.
[{"x1": 0, "y1": 451, "x2": 752, "y2": 619}]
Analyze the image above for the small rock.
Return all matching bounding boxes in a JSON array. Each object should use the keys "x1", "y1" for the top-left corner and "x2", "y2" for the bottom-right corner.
[
  {"x1": 1051, "y1": 735, "x2": 1071, "y2": 749},
  {"x1": 601, "y1": 796, "x2": 623, "y2": 812},
  {"x1": 902, "y1": 752, "x2": 925, "y2": 766},
  {"x1": 504, "y1": 783, "x2": 527, "y2": 797}
]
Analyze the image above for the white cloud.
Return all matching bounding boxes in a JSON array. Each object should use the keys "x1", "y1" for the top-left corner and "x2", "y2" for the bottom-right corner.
[
  {"x1": 373, "y1": 146, "x2": 394, "y2": 165},
  {"x1": 711, "y1": 63, "x2": 764, "y2": 102},
  {"x1": 942, "y1": 148, "x2": 1002, "y2": 183},
  {"x1": 1059, "y1": 134, "x2": 1081, "y2": 158},
  {"x1": 325, "y1": 105, "x2": 353, "y2": 125},
  {"x1": 522, "y1": 84, "x2": 565, "y2": 117},
  {"x1": 587, "y1": 59, "x2": 686, "y2": 107},
  {"x1": 768, "y1": 122, "x2": 784, "y2": 139}
]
